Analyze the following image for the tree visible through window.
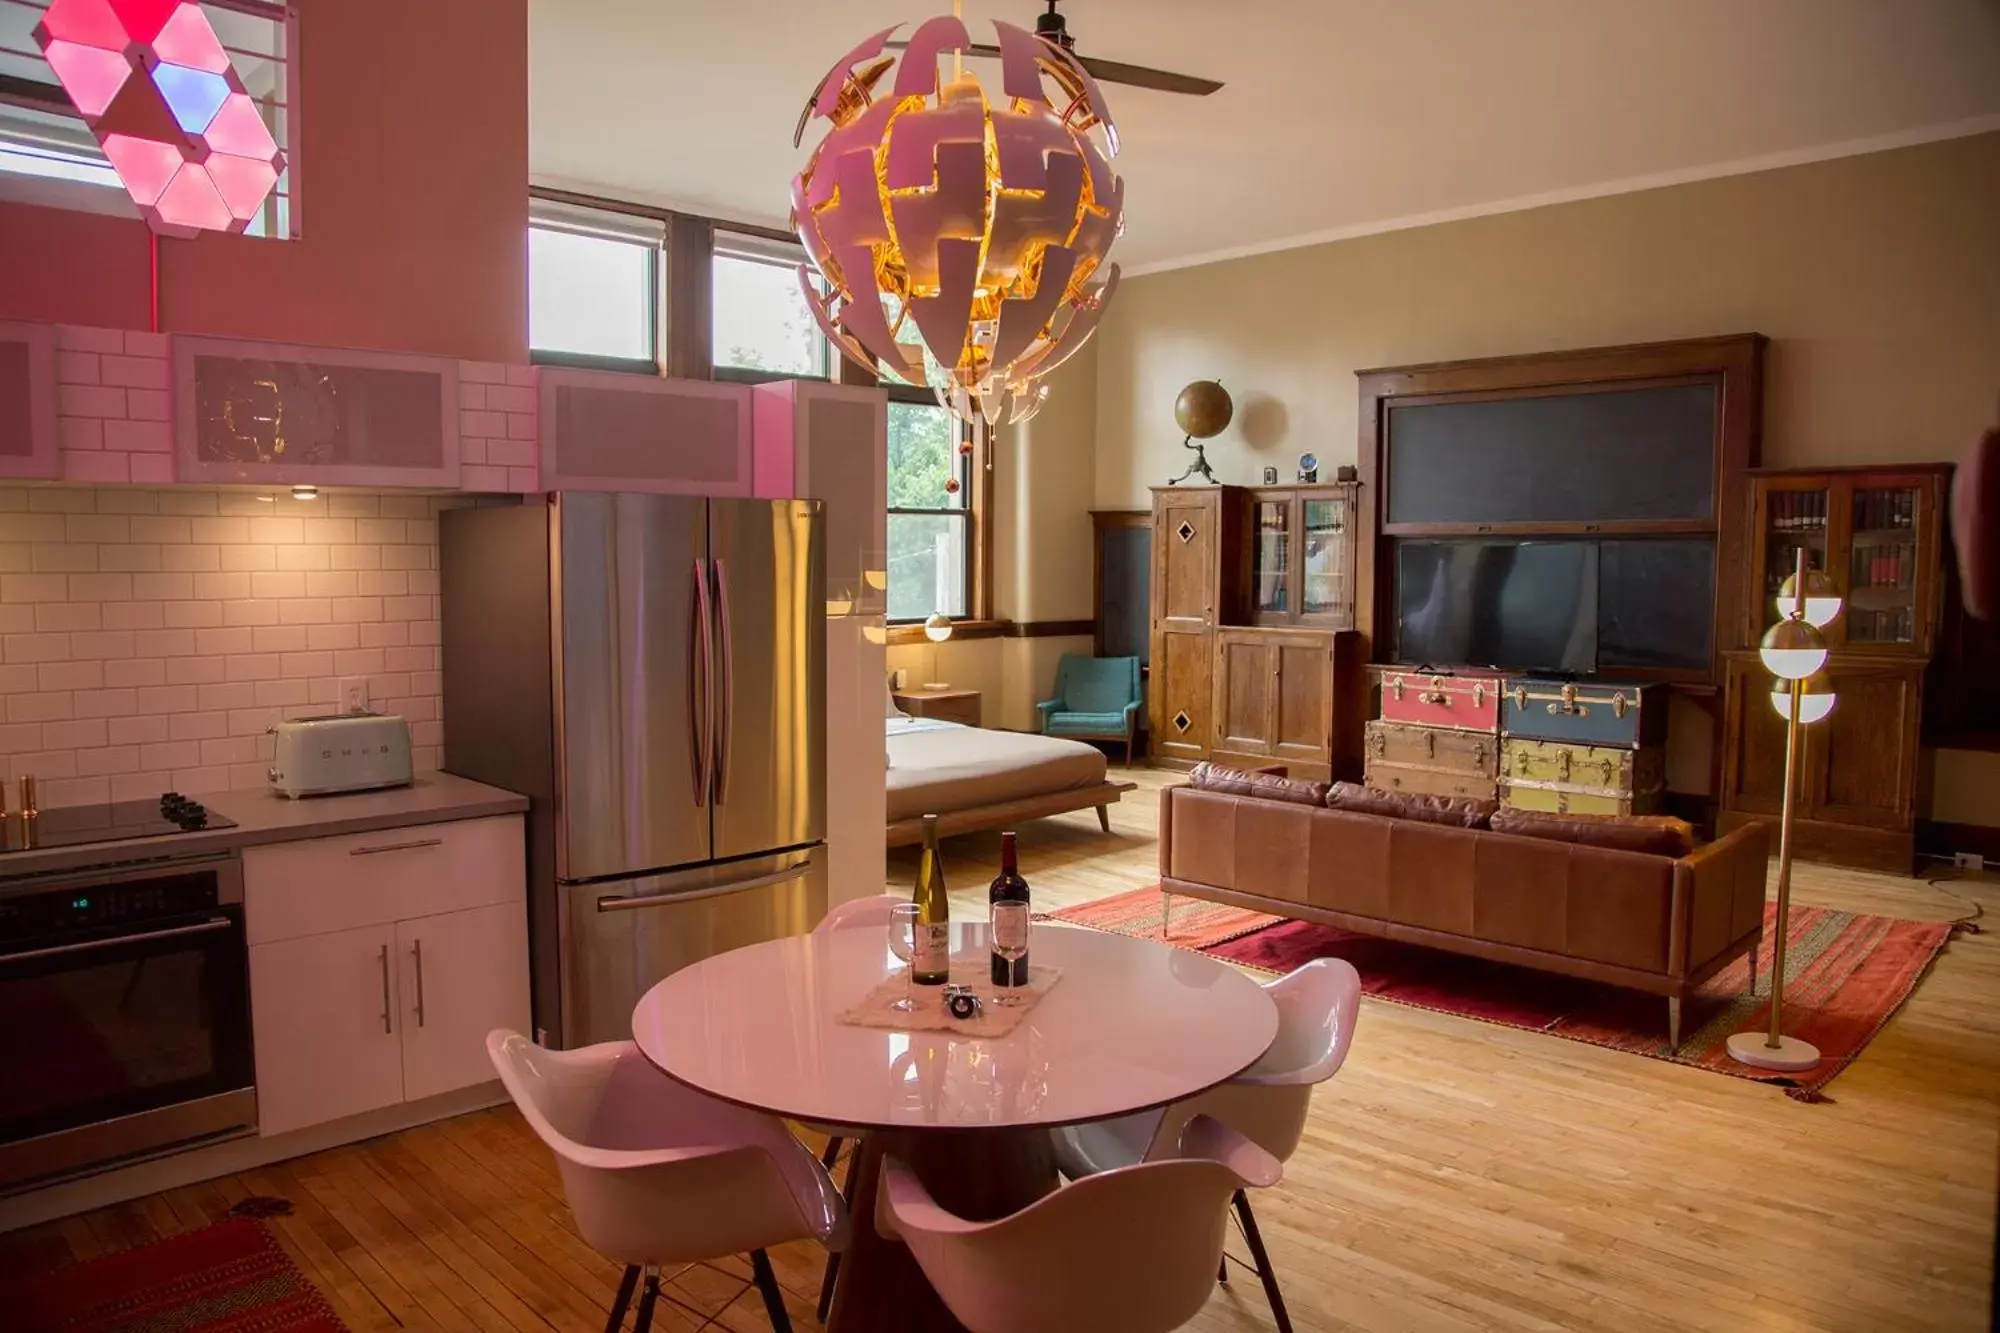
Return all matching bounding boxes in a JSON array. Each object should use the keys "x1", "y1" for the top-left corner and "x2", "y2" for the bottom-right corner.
[
  {"x1": 887, "y1": 402, "x2": 969, "y2": 622},
  {"x1": 712, "y1": 232, "x2": 829, "y2": 378}
]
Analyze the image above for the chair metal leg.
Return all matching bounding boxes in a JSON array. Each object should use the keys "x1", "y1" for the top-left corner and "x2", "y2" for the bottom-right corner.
[
  {"x1": 750, "y1": 1249, "x2": 793, "y2": 1333},
  {"x1": 604, "y1": 1265, "x2": 640, "y2": 1333},
  {"x1": 819, "y1": 1135, "x2": 843, "y2": 1171},
  {"x1": 632, "y1": 1272, "x2": 660, "y2": 1333},
  {"x1": 1232, "y1": 1190, "x2": 1292, "y2": 1333},
  {"x1": 817, "y1": 1148, "x2": 861, "y2": 1322},
  {"x1": 1218, "y1": 1255, "x2": 1230, "y2": 1285},
  {"x1": 1667, "y1": 996, "x2": 1683, "y2": 1052}
]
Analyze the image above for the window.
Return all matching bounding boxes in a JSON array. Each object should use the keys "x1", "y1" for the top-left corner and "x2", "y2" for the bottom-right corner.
[
  {"x1": 528, "y1": 201, "x2": 663, "y2": 365},
  {"x1": 0, "y1": 0, "x2": 296, "y2": 236},
  {"x1": 711, "y1": 229, "x2": 829, "y2": 380},
  {"x1": 887, "y1": 400, "x2": 972, "y2": 622}
]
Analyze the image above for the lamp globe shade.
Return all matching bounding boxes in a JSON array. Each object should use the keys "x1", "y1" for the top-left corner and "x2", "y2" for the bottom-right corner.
[
  {"x1": 1770, "y1": 671, "x2": 1837, "y2": 724},
  {"x1": 924, "y1": 613, "x2": 954, "y2": 643},
  {"x1": 1776, "y1": 567, "x2": 1843, "y2": 630},
  {"x1": 1760, "y1": 617, "x2": 1828, "y2": 681}
]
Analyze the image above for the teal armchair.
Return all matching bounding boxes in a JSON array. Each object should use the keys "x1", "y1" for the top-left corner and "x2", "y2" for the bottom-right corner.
[{"x1": 1037, "y1": 654, "x2": 1143, "y2": 764}]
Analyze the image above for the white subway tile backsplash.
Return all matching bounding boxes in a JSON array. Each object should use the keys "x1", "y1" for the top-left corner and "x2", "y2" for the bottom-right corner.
[{"x1": 0, "y1": 487, "x2": 455, "y2": 802}]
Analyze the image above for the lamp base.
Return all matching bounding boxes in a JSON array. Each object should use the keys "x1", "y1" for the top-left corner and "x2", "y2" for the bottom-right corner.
[{"x1": 1725, "y1": 1031, "x2": 1822, "y2": 1072}]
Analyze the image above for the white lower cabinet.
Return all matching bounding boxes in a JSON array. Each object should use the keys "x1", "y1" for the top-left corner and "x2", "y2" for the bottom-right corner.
[{"x1": 244, "y1": 815, "x2": 527, "y2": 1138}]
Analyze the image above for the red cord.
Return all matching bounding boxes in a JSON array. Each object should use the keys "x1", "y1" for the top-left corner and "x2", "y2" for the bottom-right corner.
[{"x1": 149, "y1": 230, "x2": 160, "y2": 333}]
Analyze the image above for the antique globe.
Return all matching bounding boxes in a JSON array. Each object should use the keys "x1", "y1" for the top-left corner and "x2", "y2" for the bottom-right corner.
[
  {"x1": 1174, "y1": 381, "x2": 1234, "y2": 440},
  {"x1": 792, "y1": 14, "x2": 1124, "y2": 425}
]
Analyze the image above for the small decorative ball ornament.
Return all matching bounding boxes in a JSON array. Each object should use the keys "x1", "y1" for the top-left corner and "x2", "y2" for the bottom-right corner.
[
  {"x1": 1174, "y1": 380, "x2": 1233, "y2": 440},
  {"x1": 943, "y1": 476, "x2": 961, "y2": 496},
  {"x1": 792, "y1": 15, "x2": 1124, "y2": 426}
]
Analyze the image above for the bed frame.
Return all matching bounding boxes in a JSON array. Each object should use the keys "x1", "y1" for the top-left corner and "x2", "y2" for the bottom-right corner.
[{"x1": 885, "y1": 779, "x2": 1139, "y2": 848}]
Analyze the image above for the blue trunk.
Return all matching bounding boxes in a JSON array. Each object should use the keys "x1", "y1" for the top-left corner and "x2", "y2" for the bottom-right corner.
[{"x1": 1500, "y1": 679, "x2": 1666, "y2": 749}]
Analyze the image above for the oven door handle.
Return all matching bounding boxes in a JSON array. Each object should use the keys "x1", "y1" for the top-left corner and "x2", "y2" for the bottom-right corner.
[{"x1": 0, "y1": 916, "x2": 235, "y2": 965}]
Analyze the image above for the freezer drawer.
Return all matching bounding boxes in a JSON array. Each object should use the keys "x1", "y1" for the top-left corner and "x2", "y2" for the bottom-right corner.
[{"x1": 559, "y1": 847, "x2": 826, "y2": 1049}]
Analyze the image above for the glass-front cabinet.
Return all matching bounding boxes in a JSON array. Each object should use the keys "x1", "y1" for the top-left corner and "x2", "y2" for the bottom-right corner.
[
  {"x1": 1246, "y1": 484, "x2": 1356, "y2": 629},
  {"x1": 1746, "y1": 467, "x2": 1946, "y2": 655}
]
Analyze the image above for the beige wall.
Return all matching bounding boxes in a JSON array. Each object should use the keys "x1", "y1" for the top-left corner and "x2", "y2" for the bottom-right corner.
[{"x1": 1090, "y1": 131, "x2": 2000, "y2": 823}]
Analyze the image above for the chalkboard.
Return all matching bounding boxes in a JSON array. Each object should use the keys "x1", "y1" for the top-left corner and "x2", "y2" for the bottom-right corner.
[
  {"x1": 1599, "y1": 538, "x2": 1714, "y2": 672},
  {"x1": 1386, "y1": 382, "x2": 1718, "y2": 525},
  {"x1": 1098, "y1": 524, "x2": 1151, "y2": 664}
]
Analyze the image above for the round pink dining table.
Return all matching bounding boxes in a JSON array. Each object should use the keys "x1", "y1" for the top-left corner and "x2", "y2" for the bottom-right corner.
[{"x1": 631, "y1": 919, "x2": 1278, "y2": 1333}]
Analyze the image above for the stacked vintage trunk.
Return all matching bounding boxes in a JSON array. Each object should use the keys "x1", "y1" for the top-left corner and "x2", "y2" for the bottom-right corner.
[
  {"x1": 1365, "y1": 671, "x2": 1506, "y2": 800},
  {"x1": 1498, "y1": 680, "x2": 1667, "y2": 814}
]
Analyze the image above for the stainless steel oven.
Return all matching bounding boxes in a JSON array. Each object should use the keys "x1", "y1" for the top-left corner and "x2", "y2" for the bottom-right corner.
[{"x1": 0, "y1": 851, "x2": 255, "y2": 1192}]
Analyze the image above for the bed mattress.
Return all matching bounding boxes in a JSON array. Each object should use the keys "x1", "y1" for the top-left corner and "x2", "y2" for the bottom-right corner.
[{"x1": 886, "y1": 717, "x2": 1109, "y2": 823}]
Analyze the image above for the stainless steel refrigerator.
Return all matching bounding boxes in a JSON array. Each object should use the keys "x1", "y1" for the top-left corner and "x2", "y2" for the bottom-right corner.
[{"x1": 440, "y1": 493, "x2": 825, "y2": 1048}]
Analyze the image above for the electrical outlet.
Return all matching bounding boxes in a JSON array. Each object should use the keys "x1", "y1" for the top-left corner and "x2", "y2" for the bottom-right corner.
[
  {"x1": 892, "y1": 668, "x2": 908, "y2": 690},
  {"x1": 340, "y1": 676, "x2": 369, "y2": 715},
  {"x1": 1954, "y1": 852, "x2": 1985, "y2": 872}
]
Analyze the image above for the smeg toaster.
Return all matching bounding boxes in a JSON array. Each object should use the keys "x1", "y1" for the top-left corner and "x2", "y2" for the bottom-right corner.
[{"x1": 268, "y1": 713, "x2": 414, "y2": 798}]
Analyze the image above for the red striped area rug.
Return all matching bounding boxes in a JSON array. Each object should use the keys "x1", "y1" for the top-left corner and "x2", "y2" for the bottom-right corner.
[
  {"x1": 1046, "y1": 888, "x2": 1960, "y2": 1100},
  {"x1": 6, "y1": 1218, "x2": 346, "y2": 1333}
]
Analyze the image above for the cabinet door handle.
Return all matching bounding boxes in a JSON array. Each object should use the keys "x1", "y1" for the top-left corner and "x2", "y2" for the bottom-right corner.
[
  {"x1": 377, "y1": 943, "x2": 393, "y2": 1034},
  {"x1": 349, "y1": 837, "x2": 443, "y2": 857},
  {"x1": 412, "y1": 938, "x2": 426, "y2": 1028}
]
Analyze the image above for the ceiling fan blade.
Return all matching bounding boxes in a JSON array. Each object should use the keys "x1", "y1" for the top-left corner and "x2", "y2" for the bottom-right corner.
[
  {"x1": 883, "y1": 40, "x2": 1223, "y2": 96},
  {"x1": 1074, "y1": 55, "x2": 1223, "y2": 96}
]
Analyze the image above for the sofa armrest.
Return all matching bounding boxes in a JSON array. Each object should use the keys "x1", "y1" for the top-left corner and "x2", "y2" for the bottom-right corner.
[
  {"x1": 1034, "y1": 699, "x2": 1061, "y2": 732},
  {"x1": 1670, "y1": 821, "x2": 1772, "y2": 978},
  {"x1": 1121, "y1": 700, "x2": 1141, "y2": 730}
]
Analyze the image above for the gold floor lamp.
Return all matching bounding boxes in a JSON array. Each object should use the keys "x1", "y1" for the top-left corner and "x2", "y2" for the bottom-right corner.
[{"x1": 1727, "y1": 549, "x2": 1841, "y2": 1072}]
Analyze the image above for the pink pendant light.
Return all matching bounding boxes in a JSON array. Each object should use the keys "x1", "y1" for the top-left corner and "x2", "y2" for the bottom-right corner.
[
  {"x1": 33, "y1": 0, "x2": 286, "y2": 235},
  {"x1": 792, "y1": 14, "x2": 1124, "y2": 425}
]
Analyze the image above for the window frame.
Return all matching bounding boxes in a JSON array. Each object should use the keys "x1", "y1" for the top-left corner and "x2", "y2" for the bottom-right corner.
[
  {"x1": 527, "y1": 196, "x2": 666, "y2": 373},
  {"x1": 709, "y1": 225, "x2": 834, "y2": 385},
  {"x1": 886, "y1": 394, "x2": 979, "y2": 626}
]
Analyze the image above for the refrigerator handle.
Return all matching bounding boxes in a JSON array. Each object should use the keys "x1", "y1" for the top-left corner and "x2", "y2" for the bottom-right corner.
[
  {"x1": 594, "y1": 860, "x2": 810, "y2": 913},
  {"x1": 714, "y1": 556, "x2": 734, "y2": 805},
  {"x1": 690, "y1": 557, "x2": 712, "y2": 808}
]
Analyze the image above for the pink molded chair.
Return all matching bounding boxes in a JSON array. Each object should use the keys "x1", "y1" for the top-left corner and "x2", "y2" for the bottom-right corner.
[
  {"x1": 878, "y1": 1115, "x2": 1281, "y2": 1333},
  {"x1": 807, "y1": 894, "x2": 903, "y2": 1317},
  {"x1": 1052, "y1": 957, "x2": 1363, "y2": 1333},
  {"x1": 488, "y1": 1030, "x2": 847, "y2": 1333}
]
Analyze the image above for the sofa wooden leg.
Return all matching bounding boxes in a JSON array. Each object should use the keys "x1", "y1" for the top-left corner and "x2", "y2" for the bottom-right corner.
[
  {"x1": 1097, "y1": 802, "x2": 1112, "y2": 833},
  {"x1": 1161, "y1": 891, "x2": 1172, "y2": 939},
  {"x1": 1667, "y1": 996, "x2": 1682, "y2": 1052}
]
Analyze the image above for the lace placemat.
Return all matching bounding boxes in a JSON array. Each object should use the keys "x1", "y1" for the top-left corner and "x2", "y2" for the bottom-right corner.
[{"x1": 835, "y1": 960, "x2": 1062, "y2": 1038}]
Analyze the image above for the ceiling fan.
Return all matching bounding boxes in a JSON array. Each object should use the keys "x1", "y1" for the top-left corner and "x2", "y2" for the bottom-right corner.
[{"x1": 891, "y1": 1, "x2": 1225, "y2": 96}]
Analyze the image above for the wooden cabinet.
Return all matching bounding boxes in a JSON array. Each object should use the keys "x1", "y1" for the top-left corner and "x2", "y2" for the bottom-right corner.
[
  {"x1": 1719, "y1": 653, "x2": 1924, "y2": 872},
  {"x1": 1153, "y1": 488, "x2": 1225, "y2": 629},
  {"x1": 1153, "y1": 626, "x2": 1214, "y2": 762},
  {"x1": 1208, "y1": 628, "x2": 1359, "y2": 782},
  {"x1": 1745, "y1": 467, "x2": 1948, "y2": 655},
  {"x1": 894, "y1": 688, "x2": 982, "y2": 727},
  {"x1": 1149, "y1": 487, "x2": 1234, "y2": 762},
  {"x1": 1246, "y1": 486, "x2": 1356, "y2": 628},
  {"x1": 244, "y1": 814, "x2": 528, "y2": 1137}
]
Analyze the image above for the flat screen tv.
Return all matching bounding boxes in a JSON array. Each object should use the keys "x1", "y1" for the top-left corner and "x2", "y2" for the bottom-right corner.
[{"x1": 1395, "y1": 540, "x2": 1598, "y2": 673}]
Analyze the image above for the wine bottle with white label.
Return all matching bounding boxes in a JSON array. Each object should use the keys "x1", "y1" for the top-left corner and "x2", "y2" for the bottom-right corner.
[
  {"x1": 989, "y1": 831, "x2": 1030, "y2": 987},
  {"x1": 912, "y1": 813, "x2": 950, "y2": 985}
]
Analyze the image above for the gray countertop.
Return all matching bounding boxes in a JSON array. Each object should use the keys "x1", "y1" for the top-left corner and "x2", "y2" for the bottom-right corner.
[{"x1": 0, "y1": 773, "x2": 528, "y2": 880}]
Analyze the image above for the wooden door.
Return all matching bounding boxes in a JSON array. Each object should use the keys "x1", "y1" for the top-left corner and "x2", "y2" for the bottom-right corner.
[
  {"x1": 249, "y1": 924, "x2": 403, "y2": 1137},
  {"x1": 1271, "y1": 637, "x2": 1334, "y2": 772},
  {"x1": 1803, "y1": 659, "x2": 1922, "y2": 832},
  {"x1": 1211, "y1": 630, "x2": 1278, "y2": 758},
  {"x1": 1152, "y1": 627, "x2": 1214, "y2": 761},
  {"x1": 398, "y1": 903, "x2": 532, "y2": 1104},
  {"x1": 1152, "y1": 489, "x2": 1218, "y2": 629},
  {"x1": 1719, "y1": 653, "x2": 1793, "y2": 818}
]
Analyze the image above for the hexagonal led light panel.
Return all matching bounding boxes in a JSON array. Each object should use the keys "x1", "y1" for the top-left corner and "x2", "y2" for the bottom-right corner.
[{"x1": 34, "y1": 0, "x2": 286, "y2": 235}]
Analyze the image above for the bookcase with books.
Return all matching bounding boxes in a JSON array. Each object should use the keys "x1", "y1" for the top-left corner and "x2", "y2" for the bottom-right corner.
[{"x1": 1719, "y1": 464, "x2": 1950, "y2": 872}]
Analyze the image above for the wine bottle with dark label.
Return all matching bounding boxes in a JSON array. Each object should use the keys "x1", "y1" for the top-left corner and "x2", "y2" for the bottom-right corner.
[
  {"x1": 913, "y1": 813, "x2": 950, "y2": 985},
  {"x1": 989, "y1": 830, "x2": 1030, "y2": 987}
]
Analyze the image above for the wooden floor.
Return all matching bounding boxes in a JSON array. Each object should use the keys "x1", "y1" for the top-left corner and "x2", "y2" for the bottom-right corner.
[{"x1": 5, "y1": 765, "x2": 1996, "y2": 1331}]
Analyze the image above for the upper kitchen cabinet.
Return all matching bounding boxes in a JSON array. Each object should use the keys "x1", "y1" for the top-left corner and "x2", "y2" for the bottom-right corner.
[
  {"x1": 174, "y1": 336, "x2": 461, "y2": 487},
  {"x1": 0, "y1": 321, "x2": 58, "y2": 480},
  {"x1": 539, "y1": 366, "x2": 754, "y2": 494}
]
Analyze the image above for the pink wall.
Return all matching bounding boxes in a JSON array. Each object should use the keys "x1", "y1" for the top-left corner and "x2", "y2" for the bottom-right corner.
[{"x1": 0, "y1": 0, "x2": 528, "y2": 364}]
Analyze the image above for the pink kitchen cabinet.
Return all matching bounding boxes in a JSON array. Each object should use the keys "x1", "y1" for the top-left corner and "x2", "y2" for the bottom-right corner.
[
  {"x1": 0, "y1": 320, "x2": 59, "y2": 479},
  {"x1": 539, "y1": 366, "x2": 754, "y2": 494}
]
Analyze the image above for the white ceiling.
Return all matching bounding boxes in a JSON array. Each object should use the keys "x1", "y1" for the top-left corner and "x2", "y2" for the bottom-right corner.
[{"x1": 528, "y1": 0, "x2": 2000, "y2": 275}]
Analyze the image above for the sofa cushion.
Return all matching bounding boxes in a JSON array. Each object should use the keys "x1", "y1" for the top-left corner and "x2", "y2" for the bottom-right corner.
[
  {"x1": 1488, "y1": 808, "x2": 1696, "y2": 858},
  {"x1": 1188, "y1": 762, "x2": 1329, "y2": 809},
  {"x1": 1327, "y1": 781, "x2": 1495, "y2": 829}
]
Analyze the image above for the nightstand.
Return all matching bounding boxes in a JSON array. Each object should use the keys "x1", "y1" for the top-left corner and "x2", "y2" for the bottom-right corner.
[{"x1": 893, "y1": 687, "x2": 982, "y2": 727}]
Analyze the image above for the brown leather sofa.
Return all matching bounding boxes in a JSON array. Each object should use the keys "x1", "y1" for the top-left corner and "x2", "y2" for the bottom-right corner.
[{"x1": 1159, "y1": 783, "x2": 1771, "y2": 1048}]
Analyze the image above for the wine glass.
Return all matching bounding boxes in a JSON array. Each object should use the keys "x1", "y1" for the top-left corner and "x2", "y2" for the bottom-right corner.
[
  {"x1": 886, "y1": 903, "x2": 920, "y2": 1013},
  {"x1": 993, "y1": 915, "x2": 1031, "y2": 1006}
]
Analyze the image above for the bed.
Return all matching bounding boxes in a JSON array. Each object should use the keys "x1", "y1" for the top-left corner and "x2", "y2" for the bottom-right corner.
[{"x1": 885, "y1": 712, "x2": 1138, "y2": 847}]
